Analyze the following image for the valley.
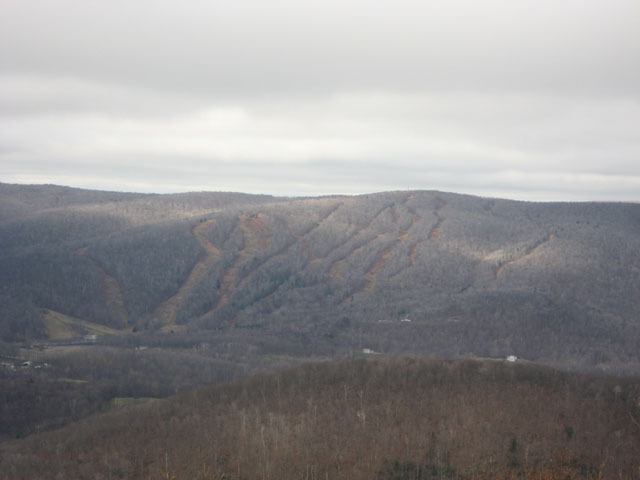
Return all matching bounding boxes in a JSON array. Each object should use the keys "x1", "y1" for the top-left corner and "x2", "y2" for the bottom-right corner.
[{"x1": 1, "y1": 183, "x2": 639, "y2": 478}]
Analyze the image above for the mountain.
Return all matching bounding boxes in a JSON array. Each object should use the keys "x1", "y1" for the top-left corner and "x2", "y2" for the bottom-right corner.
[
  {"x1": 2, "y1": 358, "x2": 639, "y2": 479},
  {"x1": 1, "y1": 183, "x2": 640, "y2": 374}
]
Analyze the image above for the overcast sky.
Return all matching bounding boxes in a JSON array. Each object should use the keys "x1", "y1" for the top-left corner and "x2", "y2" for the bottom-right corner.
[{"x1": 1, "y1": 0, "x2": 639, "y2": 201}]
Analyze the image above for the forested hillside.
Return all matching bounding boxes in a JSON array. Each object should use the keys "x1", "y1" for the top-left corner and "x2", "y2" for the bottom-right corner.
[
  {"x1": 2, "y1": 358, "x2": 639, "y2": 479},
  {"x1": 1, "y1": 183, "x2": 640, "y2": 374}
]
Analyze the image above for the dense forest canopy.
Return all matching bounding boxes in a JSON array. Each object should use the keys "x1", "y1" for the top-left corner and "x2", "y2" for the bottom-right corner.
[{"x1": 2, "y1": 358, "x2": 639, "y2": 479}]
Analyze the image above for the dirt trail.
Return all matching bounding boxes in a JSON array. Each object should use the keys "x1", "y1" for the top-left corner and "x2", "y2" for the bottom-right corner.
[
  {"x1": 199, "y1": 214, "x2": 272, "y2": 321},
  {"x1": 428, "y1": 200, "x2": 446, "y2": 240},
  {"x1": 247, "y1": 214, "x2": 271, "y2": 251},
  {"x1": 280, "y1": 202, "x2": 343, "y2": 265},
  {"x1": 101, "y1": 273, "x2": 128, "y2": 323},
  {"x1": 154, "y1": 219, "x2": 221, "y2": 330},
  {"x1": 76, "y1": 247, "x2": 128, "y2": 325},
  {"x1": 428, "y1": 218, "x2": 445, "y2": 240},
  {"x1": 362, "y1": 247, "x2": 392, "y2": 291},
  {"x1": 399, "y1": 212, "x2": 420, "y2": 240},
  {"x1": 236, "y1": 203, "x2": 391, "y2": 314},
  {"x1": 409, "y1": 243, "x2": 419, "y2": 266},
  {"x1": 296, "y1": 202, "x2": 344, "y2": 240},
  {"x1": 193, "y1": 220, "x2": 222, "y2": 257},
  {"x1": 493, "y1": 233, "x2": 555, "y2": 279},
  {"x1": 298, "y1": 236, "x2": 314, "y2": 262},
  {"x1": 215, "y1": 206, "x2": 343, "y2": 320},
  {"x1": 313, "y1": 204, "x2": 395, "y2": 277},
  {"x1": 215, "y1": 264, "x2": 238, "y2": 310},
  {"x1": 329, "y1": 259, "x2": 344, "y2": 280},
  {"x1": 396, "y1": 210, "x2": 422, "y2": 268},
  {"x1": 339, "y1": 204, "x2": 423, "y2": 299},
  {"x1": 340, "y1": 246, "x2": 392, "y2": 304}
]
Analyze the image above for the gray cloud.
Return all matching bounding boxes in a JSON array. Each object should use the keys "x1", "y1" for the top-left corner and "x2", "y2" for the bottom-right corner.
[
  {"x1": 1, "y1": 0, "x2": 639, "y2": 201},
  {"x1": 2, "y1": 0, "x2": 639, "y2": 96}
]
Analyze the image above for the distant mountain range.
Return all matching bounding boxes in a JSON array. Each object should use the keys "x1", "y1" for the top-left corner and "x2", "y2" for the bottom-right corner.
[{"x1": 1, "y1": 183, "x2": 639, "y2": 374}]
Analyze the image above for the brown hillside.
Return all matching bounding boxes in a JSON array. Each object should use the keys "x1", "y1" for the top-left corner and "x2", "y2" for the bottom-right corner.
[{"x1": 1, "y1": 358, "x2": 639, "y2": 479}]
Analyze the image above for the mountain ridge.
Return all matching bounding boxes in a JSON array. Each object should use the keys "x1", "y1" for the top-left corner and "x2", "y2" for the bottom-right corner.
[{"x1": 1, "y1": 183, "x2": 639, "y2": 375}]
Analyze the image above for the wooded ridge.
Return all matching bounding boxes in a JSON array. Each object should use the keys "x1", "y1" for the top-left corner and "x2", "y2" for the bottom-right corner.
[
  {"x1": 1, "y1": 182, "x2": 639, "y2": 375},
  {"x1": 2, "y1": 358, "x2": 639, "y2": 479}
]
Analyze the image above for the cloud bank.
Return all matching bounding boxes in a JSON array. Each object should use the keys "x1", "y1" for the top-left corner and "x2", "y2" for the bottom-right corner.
[{"x1": 1, "y1": 0, "x2": 639, "y2": 200}]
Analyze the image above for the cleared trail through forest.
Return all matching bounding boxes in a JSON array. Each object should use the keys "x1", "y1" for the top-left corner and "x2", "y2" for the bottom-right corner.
[
  {"x1": 428, "y1": 200, "x2": 446, "y2": 240},
  {"x1": 154, "y1": 219, "x2": 221, "y2": 331},
  {"x1": 76, "y1": 247, "x2": 129, "y2": 326},
  {"x1": 493, "y1": 233, "x2": 556, "y2": 279},
  {"x1": 216, "y1": 204, "x2": 345, "y2": 322},
  {"x1": 192, "y1": 214, "x2": 273, "y2": 327},
  {"x1": 340, "y1": 203, "x2": 421, "y2": 303}
]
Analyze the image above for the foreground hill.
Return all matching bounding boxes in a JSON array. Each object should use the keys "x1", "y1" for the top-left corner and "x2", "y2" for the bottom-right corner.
[
  {"x1": 1, "y1": 358, "x2": 639, "y2": 479},
  {"x1": 1, "y1": 183, "x2": 640, "y2": 374}
]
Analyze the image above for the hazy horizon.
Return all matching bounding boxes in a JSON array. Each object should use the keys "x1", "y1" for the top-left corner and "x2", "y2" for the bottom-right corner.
[{"x1": 6, "y1": 180, "x2": 640, "y2": 205}]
